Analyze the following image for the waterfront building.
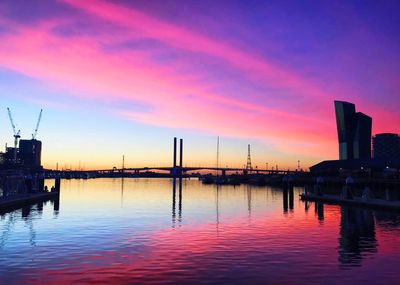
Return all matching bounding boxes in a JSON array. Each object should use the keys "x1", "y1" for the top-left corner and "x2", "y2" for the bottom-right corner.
[
  {"x1": 373, "y1": 133, "x2": 400, "y2": 160},
  {"x1": 0, "y1": 139, "x2": 42, "y2": 170},
  {"x1": 353, "y1": 112, "x2": 372, "y2": 160},
  {"x1": 311, "y1": 101, "x2": 399, "y2": 174},
  {"x1": 334, "y1": 101, "x2": 372, "y2": 160},
  {"x1": 19, "y1": 139, "x2": 42, "y2": 168}
]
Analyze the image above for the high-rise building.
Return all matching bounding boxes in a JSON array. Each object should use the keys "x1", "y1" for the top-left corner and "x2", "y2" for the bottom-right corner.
[
  {"x1": 353, "y1": 112, "x2": 372, "y2": 159},
  {"x1": 335, "y1": 101, "x2": 356, "y2": 160},
  {"x1": 19, "y1": 139, "x2": 42, "y2": 168},
  {"x1": 334, "y1": 101, "x2": 372, "y2": 160},
  {"x1": 373, "y1": 133, "x2": 400, "y2": 160}
]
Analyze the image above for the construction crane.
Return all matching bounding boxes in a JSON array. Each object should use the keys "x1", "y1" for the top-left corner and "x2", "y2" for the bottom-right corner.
[
  {"x1": 32, "y1": 109, "x2": 43, "y2": 140},
  {"x1": 7, "y1": 107, "x2": 21, "y2": 162}
]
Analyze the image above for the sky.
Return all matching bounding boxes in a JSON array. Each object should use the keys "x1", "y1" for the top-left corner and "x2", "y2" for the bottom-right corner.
[{"x1": 0, "y1": 0, "x2": 399, "y2": 170}]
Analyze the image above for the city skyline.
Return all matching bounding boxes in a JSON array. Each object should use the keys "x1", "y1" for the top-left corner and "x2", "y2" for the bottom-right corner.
[{"x1": 1, "y1": 1, "x2": 400, "y2": 169}]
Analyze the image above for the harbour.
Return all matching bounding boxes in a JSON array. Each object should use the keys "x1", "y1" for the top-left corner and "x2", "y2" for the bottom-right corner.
[
  {"x1": 1, "y1": 1, "x2": 400, "y2": 283},
  {"x1": 1, "y1": 178, "x2": 399, "y2": 284}
]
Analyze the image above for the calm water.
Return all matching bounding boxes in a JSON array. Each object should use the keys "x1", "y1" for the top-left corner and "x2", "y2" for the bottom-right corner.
[{"x1": 0, "y1": 178, "x2": 400, "y2": 284}]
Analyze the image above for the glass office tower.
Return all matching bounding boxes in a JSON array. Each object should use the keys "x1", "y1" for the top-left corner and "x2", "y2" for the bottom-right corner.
[{"x1": 334, "y1": 101, "x2": 372, "y2": 160}]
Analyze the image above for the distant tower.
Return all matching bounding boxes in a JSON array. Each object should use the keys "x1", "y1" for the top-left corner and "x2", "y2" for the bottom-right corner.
[{"x1": 246, "y1": 144, "x2": 252, "y2": 171}]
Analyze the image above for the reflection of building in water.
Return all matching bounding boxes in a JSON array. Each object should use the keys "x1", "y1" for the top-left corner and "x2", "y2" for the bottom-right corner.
[
  {"x1": 374, "y1": 211, "x2": 400, "y2": 228},
  {"x1": 0, "y1": 198, "x2": 60, "y2": 248},
  {"x1": 339, "y1": 207, "x2": 377, "y2": 266}
]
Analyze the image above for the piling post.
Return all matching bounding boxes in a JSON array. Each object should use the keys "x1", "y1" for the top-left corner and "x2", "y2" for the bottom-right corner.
[
  {"x1": 55, "y1": 176, "x2": 61, "y2": 192},
  {"x1": 38, "y1": 173, "x2": 45, "y2": 192},
  {"x1": 282, "y1": 175, "x2": 288, "y2": 212},
  {"x1": 289, "y1": 183, "x2": 294, "y2": 210},
  {"x1": 283, "y1": 187, "x2": 288, "y2": 212}
]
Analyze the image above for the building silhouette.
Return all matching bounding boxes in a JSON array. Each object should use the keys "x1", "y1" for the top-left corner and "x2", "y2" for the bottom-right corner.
[
  {"x1": 0, "y1": 139, "x2": 42, "y2": 170},
  {"x1": 311, "y1": 100, "x2": 400, "y2": 174},
  {"x1": 334, "y1": 101, "x2": 372, "y2": 160},
  {"x1": 19, "y1": 139, "x2": 42, "y2": 168},
  {"x1": 373, "y1": 133, "x2": 400, "y2": 160}
]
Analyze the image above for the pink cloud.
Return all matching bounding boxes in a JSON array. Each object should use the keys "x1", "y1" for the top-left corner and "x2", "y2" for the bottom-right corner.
[
  {"x1": 0, "y1": 16, "x2": 337, "y2": 161},
  {"x1": 58, "y1": 0, "x2": 400, "y2": 140}
]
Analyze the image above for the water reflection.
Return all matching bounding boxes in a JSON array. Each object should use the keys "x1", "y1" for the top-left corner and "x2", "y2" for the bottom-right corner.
[
  {"x1": 304, "y1": 200, "x2": 311, "y2": 212},
  {"x1": 308, "y1": 201, "x2": 379, "y2": 268},
  {"x1": 315, "y1": 202, "x2": 324, "y2": 221},
  {"x1": 0, "y1": 179, "x2": 400, "y2": 284},
  {"x1": 121, "y1": 177, "x2": 125, "y2": 207},
  {"x1": 172, "y1": 178, "x2": 183, "y2": 228},
  {"x1": 21, "y1": 205, "x2": 37, "y2": 247},
  {"x1": 0, "y1": 211, "x2": 17, "y2": 249},
  {"x1": 215, "y1": 185, "x2": 220, "y2": 234},
  {"x1": 0, "y1": 195, "x2": 60, "y2": 249},
  {"x1": 338, "y1": 207, "x2": 377, "y2": 267},
  {"x1": 52, "y1": 195, "x2": 60, "y2": 215},
  {"x1": 247, "y1": 185, "x2": 252, "y2": 219}
]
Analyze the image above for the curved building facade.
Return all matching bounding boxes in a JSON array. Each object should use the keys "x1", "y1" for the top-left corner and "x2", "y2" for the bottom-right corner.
[{"x1": 334, "y1": 101, "x2": 372, "y2": 160}]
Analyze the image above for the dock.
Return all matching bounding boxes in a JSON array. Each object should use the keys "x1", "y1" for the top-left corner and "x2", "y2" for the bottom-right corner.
[
  {"x1": 0, "y1": 191, "x2": 59, "y2": 214},
  {"x1": 300, "y1": 193, "x2": 400, "y2": 211}
]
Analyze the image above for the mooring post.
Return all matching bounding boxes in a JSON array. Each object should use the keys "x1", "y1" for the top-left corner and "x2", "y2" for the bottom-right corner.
[
  {"x1": 282, "y1": 176, "x2": 288, "y2": 212},
  {"x1": 38, "y1": 173, "x2": 45, "y2": 192},
  {"x1": 55, "y1": 175, "x2": 61, "y2": 192},
  {"x1": 289, "y1": 183, "x2": 294, "y2": 210}
]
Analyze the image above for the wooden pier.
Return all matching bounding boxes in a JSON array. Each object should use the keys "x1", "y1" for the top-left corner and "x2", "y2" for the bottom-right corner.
[{"x1": 300, "y1": 193, "x2": 400, "y2": 211}]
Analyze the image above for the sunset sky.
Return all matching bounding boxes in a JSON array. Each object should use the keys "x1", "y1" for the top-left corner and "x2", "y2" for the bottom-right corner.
[{"x1": 0, "y1": 0, "x2": 399, "y2": 170}]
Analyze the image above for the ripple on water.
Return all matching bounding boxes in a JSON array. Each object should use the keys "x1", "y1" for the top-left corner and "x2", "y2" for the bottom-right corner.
[{"x1": 0, "y1": 178, "x2": 399, "y2": 284}]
